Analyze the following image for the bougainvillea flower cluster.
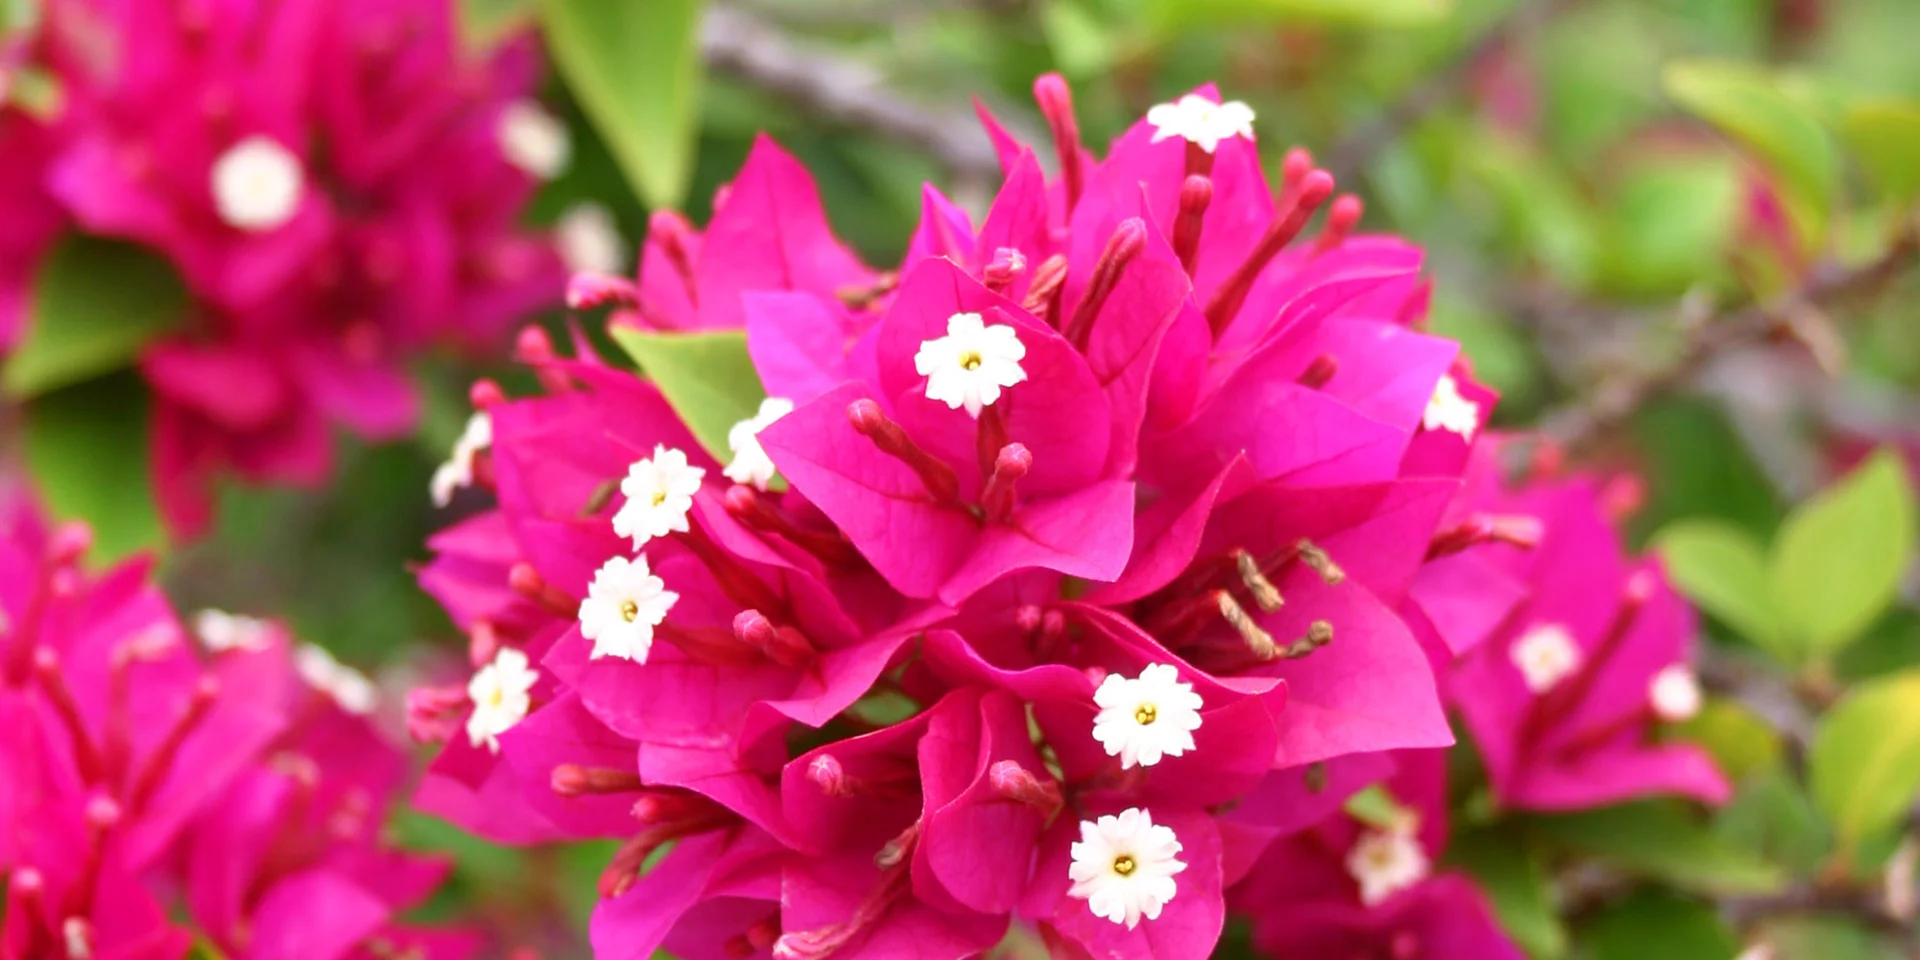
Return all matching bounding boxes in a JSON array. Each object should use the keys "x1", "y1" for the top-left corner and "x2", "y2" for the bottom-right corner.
[
  {"x1": 3, "y1": 0, "x2": 570, "y2": 537},
  {"x1": 410, "y1": 76, "x2": 1727, "y2": 959},
  {"x1": 0, "y1": 482, "x2": 473, "y2": 960}
]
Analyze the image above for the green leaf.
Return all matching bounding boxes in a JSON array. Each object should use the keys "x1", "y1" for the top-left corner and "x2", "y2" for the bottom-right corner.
[
  {"x1": 608, "y1": 327, "x2": 764, "y2": 465},
  {"x1": 1448, "y1": 826, "x2": 1568, "y2": 959},
  {"x1": 1841, "y1": 100, "x2": 1920, "y2": 205},
  {"x1": 1040, "y1": 0, "x2": 1118, "y2": 78},
  {"x1": 1716, "y1": 766, "x2": 1832, "y2": 875},
  {"x1": 1574, "y1": 890, "x2": 1737, "y2": 960},
  {"x1": 1761, "y1": 916, "x2": 1905, "y2": 960},
  {"x1": 542, "y1": 0, "x2": 704, "y2": 209},
  {"x1": 1809, "y1": 668, "x2": 1920, "y2": 854},
  {"x1": 23, "y1": 373, "x2": 165, "y2": 564},
  {"x1": 1146, "y1": 0, "x2": 1449, "y2": 30},
  {"x1": 1342, "y1": 784, "x2": 1411, "y2": 831},
  {"x1": 1676, "y1": 698, "x2": 1783, "y2": 782},
  {"x1": 4, "y1": 235, "x2": 187, "y2": 399},
  {"x1": 1653, "y1": 520, "x2": 1787, "y2": 657},
  {"x1": 1598, "y1": 156, "x2": 1740, "y2": 298},
  {"x1": 1770, "y1": 449, "x2": 1916, "y2": 658},
  {"x1": 1530, "y1": 800, "x2": 1785, "y2": 895},
  {"x1": 1663, "y1": 60, "x2": 1839, "y2": 244},
  {"x1": 459, "y1": 0, "x2": 536, "y2": 53}
]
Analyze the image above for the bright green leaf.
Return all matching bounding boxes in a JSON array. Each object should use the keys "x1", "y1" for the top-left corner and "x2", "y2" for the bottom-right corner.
[
  {"x1": 1676, "y1": 698, "x2": 1783, "y2": 782},
  {"x1": 1598, "y1": 156, "x2": 1740, "y2": 297},
  {"x1": 1447, "y1": 827, "x2": 1568, "y2": 959},
  {"x1": 1841, "y1": 100, "x2": 1920, "y2": 205},
  {"x1": 1146, "y1": 0, "x2": 1449, "y2": 30},
  {"x1": 542, "y1": 0, "x2": 703, "y2": 209},
  {"x1": 1809, "y1": 668, "x2": 1920, "y2": 854},
  {"x1": 1342, "y1": 784, "x2": 1411, "y2": 831},
  {"x1": 1040, "y1": 0, "x2": 1117, "y2": 78},
  {"x1": 1663, "y1": 60, "x2": 1839, "y2": 245},
  {"x1": 1654, "y1": 520, "x2": 1787, "y2": 657},
  {"x1": 4, "y1": 235, "x2": 187, "y2": 399},
  {"x1": 1770, "y1": 449, "x2": 1916, "y2": 658},
  {"x1": 1574, "y1": 890, "x2": 1737, "y2": 960},
  {"x1": 609, "y1": 326, "x2": 765, "y2": 465},
  {"x1": 1530, "y1": 800, "x2": 1785, "y2": 895},
  {"x1": 23, "y1": 373, "x2": 165, "y2": 564}
]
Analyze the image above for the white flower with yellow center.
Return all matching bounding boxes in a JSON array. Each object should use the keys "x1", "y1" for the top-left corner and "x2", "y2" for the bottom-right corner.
[
  {"x1": 914, "y1": 312, "x2": 1027, "y2": 418},
  {"x1": 211, "y1": 136, "x2": 304, "y2": 231},
  {"x1": 1422, "y1": 374, "x2": 1480, "y2": 440},
  {"x1": 723, "y1": 397, "x2": 796, "y2": 491},
  {"x1": 193, "y1": 609, "x2": 272, "y2": 653},
  {"x1": 1511, "y1": 623, "x2": 1582, "y2": 694},
  {"x1": 1649, "y1": 663, "x2": 1702, "y2": 722},
  {"x1": 1068, "y1": 807, "x2": 1187, "y2": 928},
  {"x1": 466, "y1": 647, "x2": 538, "y2": 753},
  {"x1": 497, "y1": 98, "x2": 570, "y2": 180},
  {"x1": 612, "y1": 445, "x2": 705, "y2": 549},
  {"x1": 1346, "y1": 827, "x2": 1430, "y2": 907},
  {"x1": 1091, "y1": 664, "x2": 1204, "y2": 769},
  {"x1": 295, "y1": 644, "x2": 376, "y2": 715},
  {"x1": 430, "y1": 412, "x2": 493, "y2": 508},
  {"x1": 555, "y1": 202, "x2": 629, "y2": 276},
  {"x1": 1146, "y1": 95, "x2": 1256, "y2": 154},
  {"x1": 578, "y1": 554, "x2": 677, "y2": 663}
]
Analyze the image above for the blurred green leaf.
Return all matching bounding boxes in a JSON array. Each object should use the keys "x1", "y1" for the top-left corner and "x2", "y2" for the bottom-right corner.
[
  {"x1": 1653, "y1": 520, "x2": 1786, "y2": 656},
  {"x1": 23, "y1": 373, "x2": 164, "y2": 564},
  {"x1": 1342, "y1": 784, "x2": 1411, "y2": 831},
  {"x1": 1145, "y1": 0, "x2": 1450, "y2": 30},
  {"x1": 1676, "y1": 698, "x2": 1783, "y2": 782},
  {"x1": 1761, "y1": 916, "x2": 1905, "y2": 960},
  {"x1": 1598, "y1": 156, "x2": 1739, "y2": 298},
  {"x1": 1448, "y1": 826, "x2": 1567, "y2": 959},
  {"x1": 4, "y1": 235, "x2": 187, "y2": 399},
  {"x1": 1530, "y1": 800, "x2": 1784, "y2": 895},
  {"x1": 609, "y1": 326, "x2": 764, "y2": 465},
  {"x1": 542, "y1": 0, "x2": 704, "y2": 209},
  {"x1": 459, "y1": 0, "x2": 535, "y2": 52},
  {"x1": 1455, "y1": 132, "x2": 1599, "y2": 288},
  {"x1": 1627, "y1": 397, "x2": 1783, "y2": 546},
  {"x1": 1809, "y1": 668, "x2": 1920, "y2": 855},
  {"x1": 1840, "y1": 100, "x2": 1920, "y2": 205},
  {"x1": 1770, "y1": 449, "x2": 1916, "y2": 658},
  {"x1": 1041, "y1": 0, "x2": 1118, "y2": 78},
  {"x1": 1663, "y1": 59, "x2": 1839, "y2": 245},
  {"x1": 1573, "y1": 890, "x2": 1737, "y2": 960},
  {"x1": 1716, "y1": 766, "x2": 1832, "y2": 875}
]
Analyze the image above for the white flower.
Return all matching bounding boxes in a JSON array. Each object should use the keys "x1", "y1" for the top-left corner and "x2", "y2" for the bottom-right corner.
[
  {"x1": 192, "y1": 609, "x2": 272, "y2": 653},
  {"x1": 611, "y1": 445, "x2": 705, "y2": 549},
  {"x1": 1511, "y1": 623, "x2": 1582, "y2": 694},
  {"x1": 1146, "y1": 94, "x2": 1256, "y2": 154},
  {"x1": 723, "y1": 397, "x2": 795, "y2": 491},
  {"x1": 1649, "y1": 663, "x2": 1702, "y2": 722},
  {"x1": 914, "y1": 312, "x2": 1027, "y2": 418},
  {"x1": 295, "y1": 644, "x2": 376, "y2": 715},
  {"x1": 498, "y1": 99, "x2": 570, "y2": 180},
  {"x1": 555, "y1": 202, "x2": 629, "y2": 276},
  {"x1": 210, "y1": 136, "x2": 304, "y2": 232},
  {"x1": 466, "y1": 647, "x2": 539, "y2": 753},
  {"x1": 1422, "y1": 374, "x2": 1480, "y2": 440},
  {"x1": 1068, "y1": 807, "x2": 1187, "y2": 929},
  {"x1": 1346, "y1": 827, "x2": 1431, "y2": 907},
  {"x1": 1091, "y1": 664, "x2": 1204, "y2": 769},
  {"x1": 578, "y1": 555, "x2": 677, "y2": 663},
  {"x1": 430, "y1": 412, "x2": 493, "y2": 508}
]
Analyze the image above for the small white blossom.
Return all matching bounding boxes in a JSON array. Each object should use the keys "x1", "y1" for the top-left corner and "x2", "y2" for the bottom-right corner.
[
  {"x1": 555, "y1": 202, "x2": 629, "y2": 276},
  {"x1": 192, "y1": 609, "x2": 273, "y2": 653},
  {"x1": 914, "y1": 312, "x2": 1027, "y2": 418},
  {"x1": 211, "y1": 136, "x2": 304, "y2": 232},
  {"x1": 723, "y1": 397, "x2": 795, "y2": 491},
  {"x1": 430, "y1": 412, "x2": 493, "y2": 508},
  {"x1": 1422, "y1": 374, "x2": 1480, "y2": 440},
  {"x1": 578, "y1": 555, "x2": 677, "y2": 663},
  {"x1": 295, "y1": 644, "x2": 376, "y2": 715},
  {"x1": 1649, "y1": 663, "x2": 1702, "y2": 722},
  {"x1": 1068, "y1": 807, "x2": 1187, "y2": 929},
  {"x1": 1146, "y1": 95, "x2": 1256, "y2": 154},
  {"x1": 1091, "y1": 664, "x2": 1204, "y2": 770},
  {"x1": 497, "y1": 98, "x2": 570, "y2": 180},
  {"x1": 1346, "y1": 827, "x2": 1431, "y2": 907},
  {"x1": 63, "y1": 918, "x2": 91, "y2": 960},
  {"x1": 466, "y1": 647, "x2": 538, "y2": 753},
  {"x1": 1511, "y1": 623, "x2": 1582, "y2": 694},
  {"x1": 612, "y1": 445, "x2": 705, "y2": 549}
]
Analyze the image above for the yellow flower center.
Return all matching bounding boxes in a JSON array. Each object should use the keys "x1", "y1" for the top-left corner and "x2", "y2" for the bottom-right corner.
[
  {"x1": 1112, "y1": 854, "x2": 1136, "y2": 876},
  {"x1": 620, "y1": 599, "x2": 639, "y2": 622},
  {"x1": 959, "y1": 351, "x2": 983, "y2": 371},
  {"x1": 650, "y1": 489, "x2": 668, "y2": 507},
  {"x1": 485, "y1": 688, "x2": 504, "y2": 708},
  {"x1": 1134, "y1": 703, "x2": 1157, "y2": 725}
]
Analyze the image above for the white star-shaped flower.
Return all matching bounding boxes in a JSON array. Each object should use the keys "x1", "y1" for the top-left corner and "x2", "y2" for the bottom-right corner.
[
  {"x1": 1422, "y1": 374, "x2": 1480, "y2": 439},
  {"x1": 1091, "y1": 664, "x2": 1204, "y2": 769},
  {"x1": 192, "y1": 609, "x2": 272, "y2": 653},
  {"x1": 211, "y1": 136, "x2": 304, "y2": 232},
  {"x1": 723, "y1": 397, "x2": 795, "y2": 491},
  {"x1": 1511, "y1": 623, "x2": 1582, "y2": 694},
  {"x1": 1649, "y1": 663, "x2": 1702, "y2": 722},
  {"x1": 497, "y1": 98, "x2": 570, "y2": 180},
  {"x1": 914, "y1": 312, "x2": 1027, "y2": 418},
  {"x1": 612, "y1": 445, "x2": 705, "y2": 549},
  {"x1": 555, "y1": 202, "x2": 629, "y2": 276},
  {"x1": 1068, "y1": 807, "x2": 1187, "y2": 929},
  {"x1": 1346, "y1": 827, "x2": 1431, "y2": 907},
  {"x1": 578, "y1": 554, "x2": 677, "y2": 663},
  {"x1": 430, "y1": 412, "x2": 493, "y2": 508},
  {"x1": 295, "y1": 643, "x2": 376, "y2": 715},
  {"x1": 466, "y1": 647, "x2": 539, "y2": 753},
  {"x1": 1146, "y1": 95, "x2": 1256, "y2": 154}
]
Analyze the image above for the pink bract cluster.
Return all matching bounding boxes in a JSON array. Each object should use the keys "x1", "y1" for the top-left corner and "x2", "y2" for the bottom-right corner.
[
  {"x1": 0, "y1": 482, "x2": 474, "y2": 960},
  {"x1": 410, "y1": 77, "x2": 1727, "y2": 960},
  {"x1": 2, "y1": 0, "x2": 568, "y2": 537}
]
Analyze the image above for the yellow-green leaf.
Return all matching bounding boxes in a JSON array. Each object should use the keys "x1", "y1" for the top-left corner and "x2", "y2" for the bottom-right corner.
[
  {"x1": 542, "y1": 0, "x2": 704, "y2": 209},
  {"x1": 1809, "y1": 669, "x2": 1920, "y2": 854},
  {"x1": 1841, "y1": 100, "x2": 1920, "y2": 205},
  {"x1": 1654, "y1": 519, "x2": 1787, "y2": 658},
  {"x1": 1663, "y1": 60, "x2": 1839, "y2": 246},
  {"x1": 4, "y1": 235, "x2": 187, "y2": 399},
  {"x1": 609, "y1": 326, "x2": 764, "y2": 466},
  {"x1": 1146, "y1": 0, "x2": 1449, "y2": 30},
  {"x1": 1769, "y1": 449, "x2": 1916, "y2": 658}
]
